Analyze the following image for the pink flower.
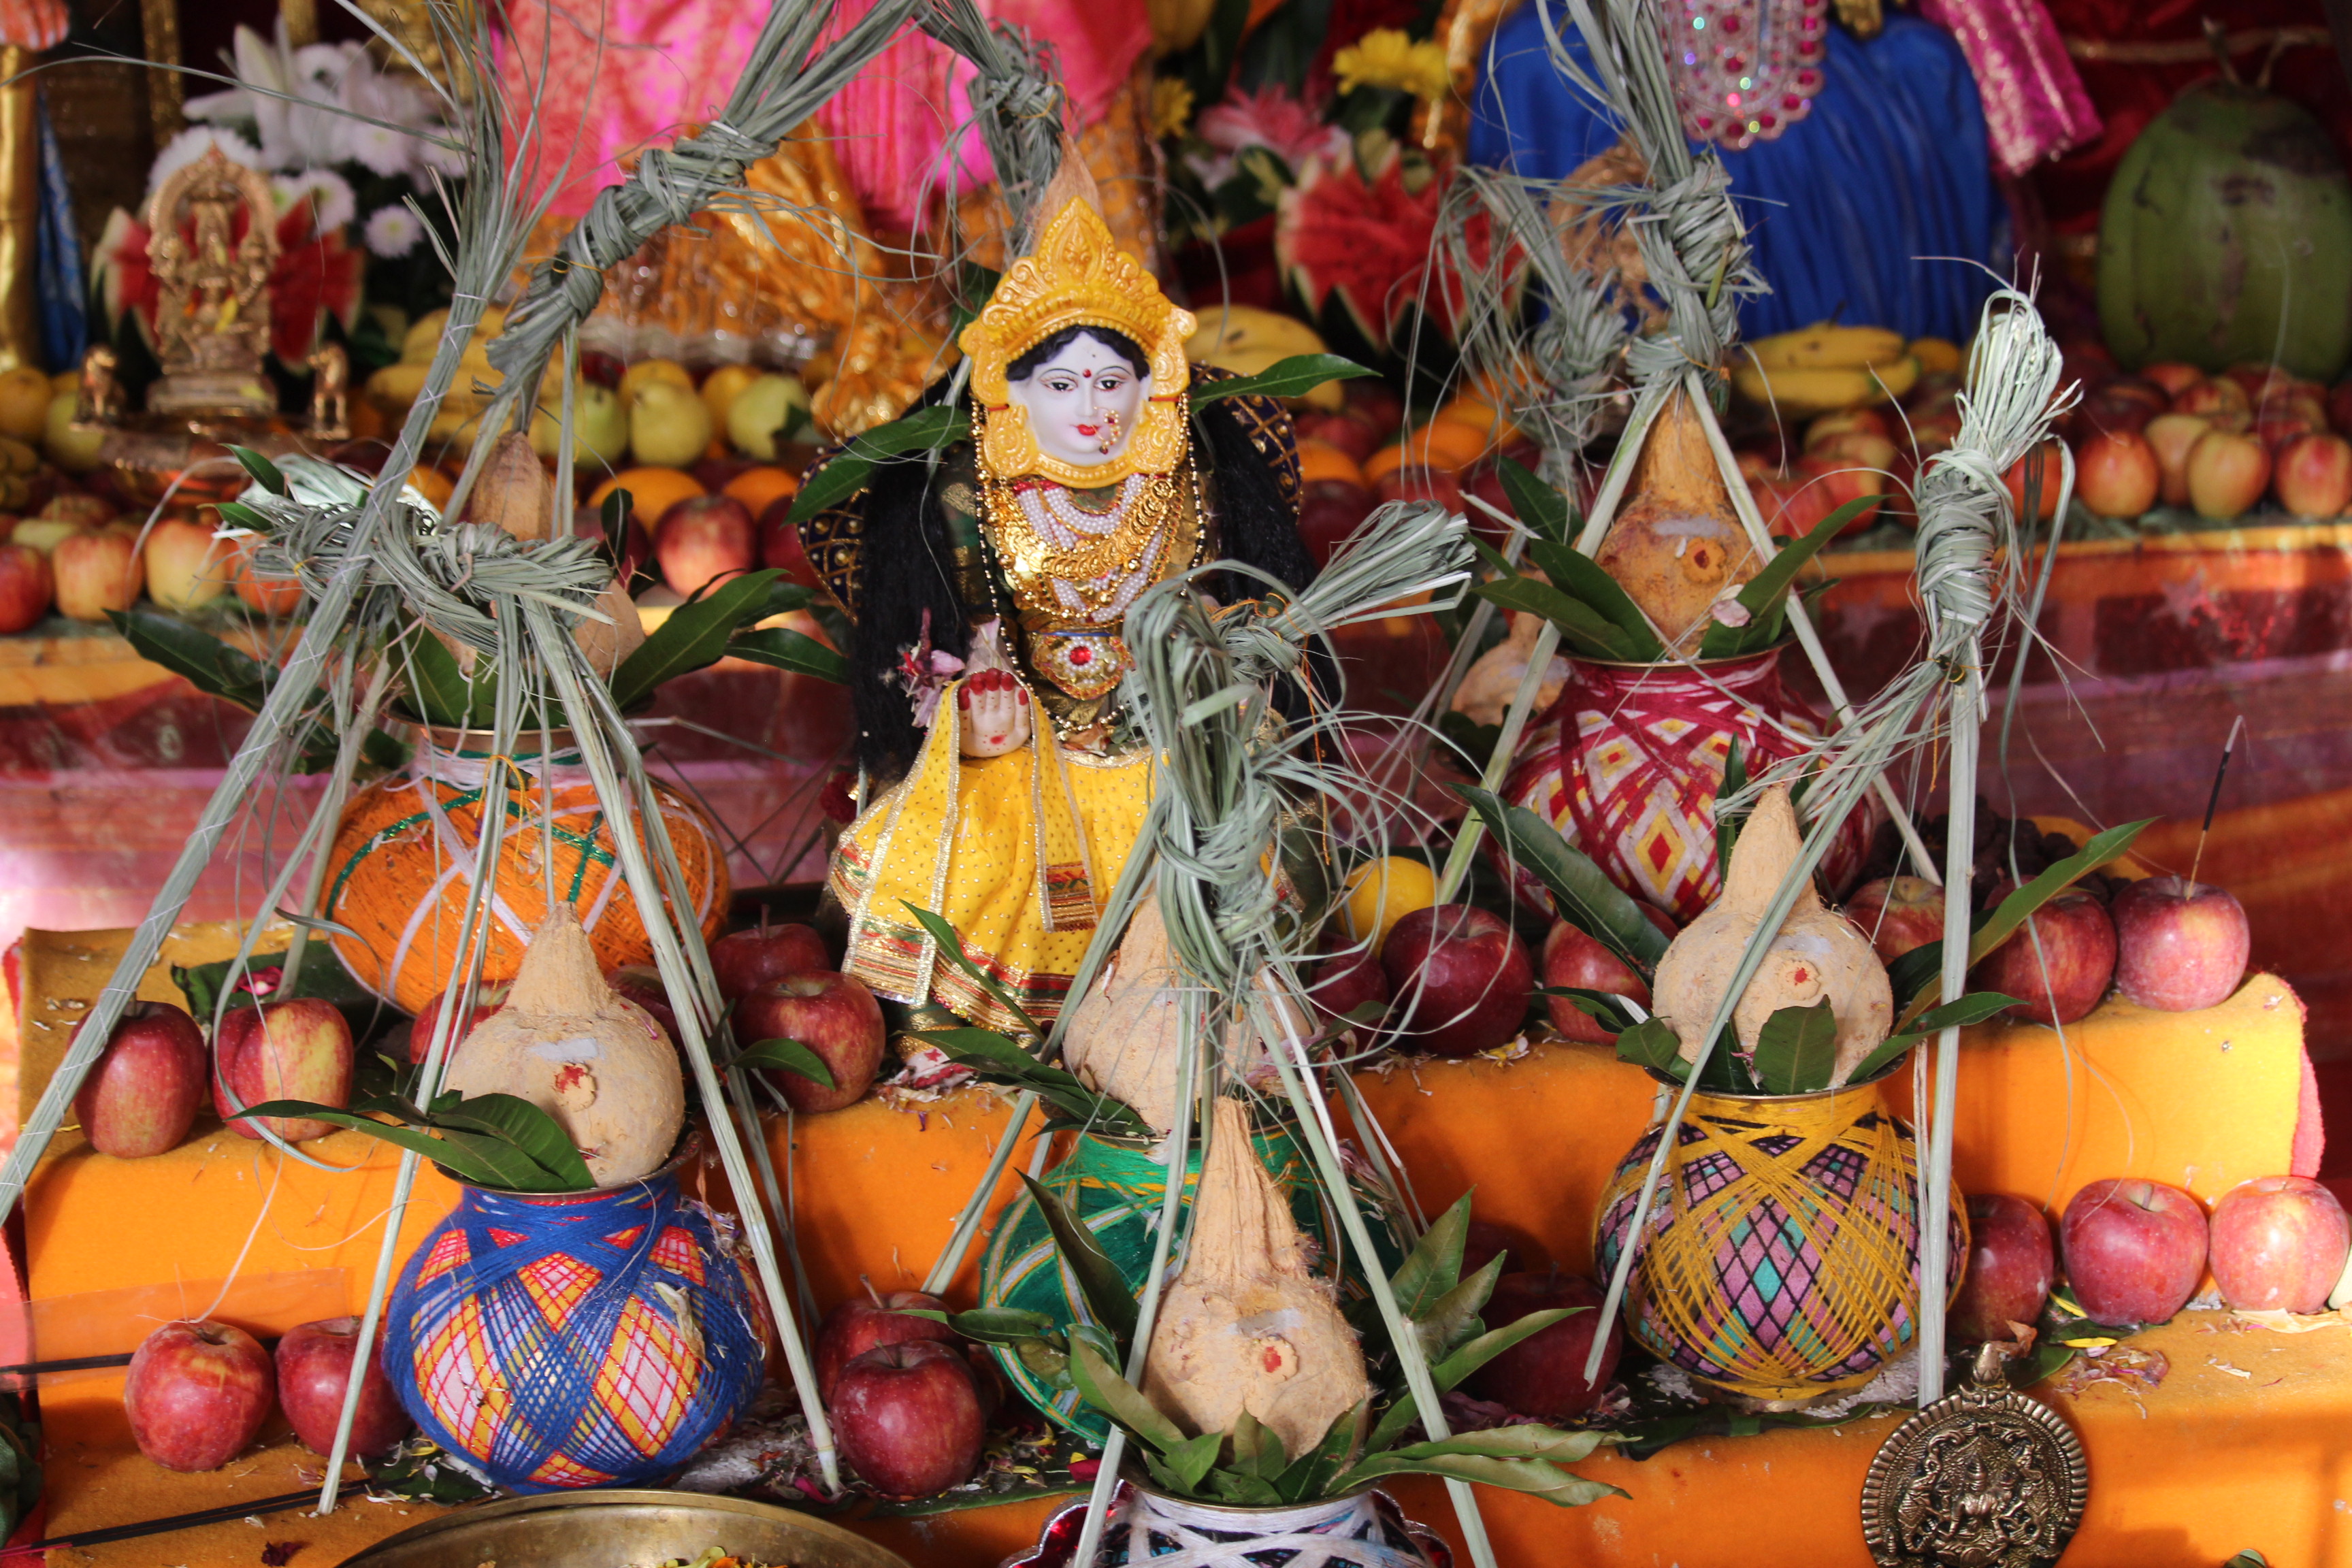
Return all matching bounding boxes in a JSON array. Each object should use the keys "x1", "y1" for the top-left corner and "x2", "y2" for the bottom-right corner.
[{"x1": 1196, "y1": 84, "x2": 1348, "y2": 173}]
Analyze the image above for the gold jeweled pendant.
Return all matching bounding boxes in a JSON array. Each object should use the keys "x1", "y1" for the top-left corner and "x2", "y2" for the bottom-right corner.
[{"x1": 1860, "y1": 1343, "x2": 2089, "y2": 1568}]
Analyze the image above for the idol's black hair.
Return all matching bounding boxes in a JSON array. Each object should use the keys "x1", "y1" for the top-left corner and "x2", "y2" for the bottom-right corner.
[{"x1": 1006, "y1": 324, "x2": 1148, "y2": 382}]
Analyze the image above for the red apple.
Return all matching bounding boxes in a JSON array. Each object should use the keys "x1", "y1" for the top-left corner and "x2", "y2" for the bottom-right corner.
[
  {"x1": 1842, "y1": 876, "x2": 1946, "y2": 964},
  {"x1": 604, "y1": 964, "x2": 682, "y2": 1049},
  {"x1": 274, "y1": 1316, "x2": 412, "y2": 1457},
  {"x1": 732, "y1": 970, "x2": 885, "y2": 1113},
  {"x1": 709, "y1": 917, "x2": 831, "y2": 1002},
  {"x1": 2208, "y1": 1175, "x2": 2350, "y2": 1313},
  {"x1": 406, "y1": 980, "x2": 510, "y2": 1064},
  {"x1": 52, "y1": 527, "x2": 138, "y2": 621},
  {"x1": 830, "y1": 1339, "x2": 983, "y2": 1499},
  {"x1": 2001, "y1": 440, "x2": 2066, "y2": 523},
  {"x1": 2185, "y1": 428, "x2": 2270, "y2": 521},
  {"x1": 2060, "y1": 1177, "x2": 2208, "y2": 1326},
  {"x1": 2074, "y1": 430, "x2": 2159, "y2": 519},
  {"x1": 2144, "y1": 414, "x2": 2212, "y2": 508},
  {"x1": 579, "y1": 349, "x2": 625, "y2": 389},
  {"x1": 1380, "y1": 904, "x2": 1535, "y2": 1058},
  {"x1": 1345, "y1": 378, "x2": 1405, "y2": 438},
  {"x1": 2274, "y1": 432, "x2": 2352, "y2": 517},
  {"x1": 1951, "y1": 1193, "x2": 2055, "y2": 1342},
  {"x1": 755, "y1": 495, "x2": 818, "y2": 591},
  {"x1": 0, "y1": 540, "x2": 51, "y2": 631},
  {"x1": 1296, "y1": 480, "x2": 1375, "y2": 568},
  {"x1": 142, "y1": 516, "x2": 229, "y2": 612},
  {"x1": 2073, "y1": 377, "x2": 2167, "y2": 440},
  {"x1": 2110, "y1": 876, "x2": 2250, "y2": 1013},
  {"x1": 1463, "y1": 1273, "x2": 1622, "y2": 1419},
  {"x1": 2329, "y1": 378, "x2": 2352, "y2": 436},
  {"x1": 2143, "y1": 362, "x2": 2206, "y2": 398},
  {"x1": 1462, "y1": 1217, "x2": 1546, "y2": 1279},
  {"x1": 1970, "y1": 888, "x2": 2117, "y2": 1026},
  {"x1": 2174, "y1": 376, "x2": 2252, "y2": 428},
  {"x1": 1309, "y1": 945, "x2": 1390, "y2": 1029},
  {"x1": 1294, "y1": 409, "x2": 1384, "y2": 465},
  {"x1": 1540, "y1": 921, "x2": 1648, "y2": 1045},
  {"x1": 814, "y1": 1286, "x2": 955, "y2": 1401},
  {"x1": 123, "y1": 1320, "x2": 274, "y2": 1472},
  {"x1": 1907, "y1": 411, "x2": 1963, "y2": 461},
  {"x1": 2255, "y1": 410, "x2": 2321, "y2": 454},
  {"x1": 1376, "y1": 467, "x2": 1465, "y2": 515},
  {"x1": 71, "y1": 1000, "x2": 208, "y2": 1158},
  {"x1": 213, "y1": 998, "x2": 355, "y2": 1143},
  {"x1": 655, "y1": 493, "x2": 756, "y2": 596},
  {"x1": 38, "y1": 491, "x2": 114, "y2": 527}
]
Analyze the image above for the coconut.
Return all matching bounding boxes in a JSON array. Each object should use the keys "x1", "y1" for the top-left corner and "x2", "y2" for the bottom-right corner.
[
  {"x1": 1650, "y1": 783, "x2": 1892, "y2": 1085},
  {"x1": 1061, "y1": 895, "x2": 1306, "y2": 1133},
  {"x1": 1141, "y1": 1097, "x2": 1370, "y2": 1459},
  {"x1": 1594, "y1": 386, "x2": 1760, "y2": 656},
  {"x1": 440, "y1": 909, "x2": 685, "y2": 1185},
  {"x1": 438, "y1": 433, "x2": 644, "y2": 679}
]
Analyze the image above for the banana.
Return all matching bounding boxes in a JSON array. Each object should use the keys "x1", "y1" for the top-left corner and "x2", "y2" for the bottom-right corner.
[
  {"x1": 1908, "y1": 336, "x2": 1963, "y2": 374},
  {"x1": 1750, "y1": 322, "x2": 1908, "y2": 373},
  {"x1": 1733, "y1": 355, "x2": 1918, "y2": 418}
]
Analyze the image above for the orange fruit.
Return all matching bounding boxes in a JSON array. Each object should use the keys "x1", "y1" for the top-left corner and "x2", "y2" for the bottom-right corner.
[
  {"x1": 589, "y1": 466, "x2": 706, "y2": 525},
  {"x1": 1298, "y1": 439, "x2": 1366, "y2": 489},
  {"x1": 402, "y1": 464, "x2": 454, "y2": 510},
  {"x1": 1436, "y1": 397, "x2": 1520, "y2": 451},
  {"x1": 723, "y1": 466, "x2": 800, "y2": 513}
]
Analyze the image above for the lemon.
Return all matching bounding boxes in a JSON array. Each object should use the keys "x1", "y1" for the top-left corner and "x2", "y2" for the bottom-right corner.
[{"x1": 1341, "y1": 857, "x2": 1438, "y2": 956}]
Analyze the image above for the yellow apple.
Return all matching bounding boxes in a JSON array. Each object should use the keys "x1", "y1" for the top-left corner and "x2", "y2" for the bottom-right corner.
[
  {"x1": 725, "y1": 374, "x2": 812, "y2": 461},
  {"x1": 44, "y1": 391, "x2": 105, "y2": 473},
  {"x1": 143, "y1": 517, "x2": 231, "y2": 611}
]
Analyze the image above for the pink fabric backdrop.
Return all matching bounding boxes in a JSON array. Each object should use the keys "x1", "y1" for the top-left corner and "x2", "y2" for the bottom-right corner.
[{"x1": 499, "y1": 0, "x2": 1152, "y2": 225}]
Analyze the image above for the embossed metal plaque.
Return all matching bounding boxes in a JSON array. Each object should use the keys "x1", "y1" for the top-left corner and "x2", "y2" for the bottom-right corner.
[{"x1": 1861, "y1": 1345, "x2": 2089, "y2": 1568}]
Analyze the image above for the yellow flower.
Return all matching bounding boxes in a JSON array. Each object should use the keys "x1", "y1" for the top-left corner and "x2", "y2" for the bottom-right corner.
[
  {"x1": 1332, "y1": 29, "x2": 1450, "y2": 102},
  {"x1": 1151, "y1": 76, "x2": 1196, "y2": 140}
]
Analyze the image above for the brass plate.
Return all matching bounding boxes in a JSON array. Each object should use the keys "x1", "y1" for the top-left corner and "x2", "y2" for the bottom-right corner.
[
  {"x1": 335, "y1": 1488, "x2": 913, "y2": 1568},
  {"x1": 1861, "y1": 1349, "x2": 2089, "y2": 1568}
]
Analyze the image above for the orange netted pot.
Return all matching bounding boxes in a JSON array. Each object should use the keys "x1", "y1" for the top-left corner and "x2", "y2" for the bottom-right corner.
[{"x1": 323, "y1": 727, "x2": 728, "y2": 1014}]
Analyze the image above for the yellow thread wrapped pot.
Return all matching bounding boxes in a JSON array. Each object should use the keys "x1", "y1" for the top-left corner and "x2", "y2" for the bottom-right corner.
[
  {"x1": 1593, "y1": 1077, "x2": 1965, "y2": 1409},
  {"x1": 323, "y1": 726, "x2": 728, "y2": 1015}
]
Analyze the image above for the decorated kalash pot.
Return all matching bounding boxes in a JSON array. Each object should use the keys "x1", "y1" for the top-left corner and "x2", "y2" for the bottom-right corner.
[
  {"x1": 1499, "y1": 387, "x2": 1874, "y2": 924},
  {"x1": 383, "y1": 911, "x2": 766, "y2": 1490},
  {"x1": 78, "y1": 146, "x2": 355, "y2": 508},
  {"x1": 801, "y1": 167, "x2": 1315, "y2": 1039},
  {"x1": 1595, "y1": 784, "x2": 1963, "y2": 1411}
]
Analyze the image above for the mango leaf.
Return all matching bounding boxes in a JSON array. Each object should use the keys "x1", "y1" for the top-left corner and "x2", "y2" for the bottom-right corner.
[
  {"x1": 919, "y1": 1027, "x2": 1152, "y2": 1138},
  {"x1": 1066, "y1": 1331, "x2": 1186, "y2": 1452},
  {"x1": 1613, "y1": 1017, "x2": 1685, "y2": 1077},
  {"x1": 1699, "y1": 495, "x2": 1877, "y2": 660},
  {"x1": 1017, "y1": 1337, "x2": 1073, "y2": 1391},
  {"x1": 1470, "y1": 576, "x2": 1642, "y2": 662},
  {"x1": 904, "y1": 1307, "x2": 1061, "y2": 1347},
  {"x1": 429, "y1": 1092, "x2": 596, "y2": 1190},
  {"x1": 1389, "y1": 1192, "x2": 1473, "y2": 1319},
  {"x1": 786, "y1": 406, "x2": 973, "y2": 525},
  {"x1": 1524, "y1": 538, "x2": 1661, "y2": 657},
  {"x1": 1229, "y1": 1409, "x2": 1283, "y2": 1480},
  {"x1": 1021, "y1": 1173, "x2": 1139, "y2": 1343},
  {"x1": 392, "y1": 623, "x2": 499, "y2": 728},
  {"x1": 608, "y1": 568, "x2": 785, "y2": 711},
  {"x1": 231, "y1": 1102, "x2": 559, "y2": 1190},
  {"x1": 1851, "y1": 992, "x2": 2023, "y2": 1083},
  {"x1": 215, "y1": 500, "x2": 270, "y2": 530},
  {"x1": 1492, "y1": 453, "x2": 1571, "y2": 545},
  {"x1": 1750, "y1": 1000, "x2": 1840, "y2": 1095},
  {"x1": 1160, "y1": 1431, "x2": 1226, "y2": 1493},
  {"x1": 111, "y1": 610, "x2": 270, "y2": 707},
  {"x1": 1190, "y1": 354, "x2": 1371, "y2": 406},
  {"x1": 1415, "y1": 1253, "x2": 1505, "y2": 1363},
  {"x1": 1365, "y1": 1311, "x2": 1579, "y2": 1453},
  {"x1": 1331, "y1": 1450, "x2": 1624, "y2": 1505},
  {"x1": 1277, "y1": 1399, "x2": 1369, "y2": 1502},
  {"x1": 728, "y1": 625, "x2": 847, "y2": 683},
  {"x1": 229, "y1": 445, "x2": 287, "y2": 495},
  {"x1": 1893, "y1": 819, "x2": 2152, "y2": 1028},
  {"x1": 1544, "y1": 988, "x2": 1642, "y2": 1034},
  {"x1": 1715, "y1": 738, "x2": 1749, "y2": 872},
  {"x1": 1207, "y1": 1468, "x2": 1286, "y2": 1507},
  {"x1": 902, "y1": 904, "x2": 1049, "y2": 1039},
  {"x1": 1454, "y1": 788, "x2": 1669, "y2": 973},
  {"x1": 730, "y1": 1037, "x2": 837, "y2": 1088}
]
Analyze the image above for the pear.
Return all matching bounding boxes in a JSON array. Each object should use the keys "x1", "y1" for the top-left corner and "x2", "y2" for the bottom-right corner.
[
  {"x1": 530, "y1": 381, "x2": 630, "y2": 468},
  {"x1": 628, "y1": 380, "x2": 714, "y2": 470},
  {"x1": 724, "y1": 374, "x2": 811, "y2": 461}
]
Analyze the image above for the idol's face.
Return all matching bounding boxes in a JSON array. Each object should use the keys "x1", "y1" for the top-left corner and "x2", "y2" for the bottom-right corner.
[{"x1": 1006, "y1": 336, "x2": 1149, "y2": 470}]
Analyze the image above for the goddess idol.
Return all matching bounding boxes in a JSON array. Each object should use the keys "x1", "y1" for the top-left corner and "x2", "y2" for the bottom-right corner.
[{"x1": 804, "y1": 189, "x2": 1316, "y2": 1030}]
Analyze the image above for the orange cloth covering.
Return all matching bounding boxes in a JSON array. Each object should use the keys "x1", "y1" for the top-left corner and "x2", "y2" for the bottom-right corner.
[{"x1": 18, "y1": 936, "x2": 2317, "y2": 1565}]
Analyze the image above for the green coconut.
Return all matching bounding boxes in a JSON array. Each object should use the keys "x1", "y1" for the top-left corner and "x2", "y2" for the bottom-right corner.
[{"x1": 2098, "y1": 80, "x2": 2352, "y2": 382}]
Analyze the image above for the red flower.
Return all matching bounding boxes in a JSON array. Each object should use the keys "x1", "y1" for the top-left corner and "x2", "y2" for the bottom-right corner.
[{"x1": 95, "y1": 196, "x2": 363, "y2": 370}]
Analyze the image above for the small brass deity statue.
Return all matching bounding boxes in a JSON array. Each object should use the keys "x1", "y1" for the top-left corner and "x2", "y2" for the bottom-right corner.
[{"x1": 144, "y1": 148, "x2": 279, "y2": 423}]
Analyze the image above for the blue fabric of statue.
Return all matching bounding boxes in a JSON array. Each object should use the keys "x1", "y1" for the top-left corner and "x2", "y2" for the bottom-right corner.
[{"x1": 1469, "y1": 5, "x2": 2003, "y2": 344}]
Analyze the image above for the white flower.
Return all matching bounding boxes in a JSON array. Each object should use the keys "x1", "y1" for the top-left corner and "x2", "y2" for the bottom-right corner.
[
  {"x1": 364, "y1": 203, "x2": 423, "y2": 258},
  {"x1": 275, "y1": 167, "x2": 355, "y2": 231},
  {"x1": 414, "y1": 139, "x2": 470, "y2": 182},
  {"x1": 146, "y1": 126, "x2": 267, "y2": 195}
]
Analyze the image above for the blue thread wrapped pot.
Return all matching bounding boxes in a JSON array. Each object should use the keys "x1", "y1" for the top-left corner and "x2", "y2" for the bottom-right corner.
[{"x1": 382, "y1": 1153, "x2": 764, "y2": 1491}]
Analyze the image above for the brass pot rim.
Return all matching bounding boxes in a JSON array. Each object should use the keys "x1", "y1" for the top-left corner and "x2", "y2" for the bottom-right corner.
[
  {"x1": 334, "y1": 1486, "x2": 913, "y2": 1568},
  {"x1": 1565, "y1": 641, "x2": 1795, "y2": 674},
  {"x1": 1637, "y1": 1052, "x2": 1907, "y2": 1102},
  {"x1": 1119, "y1": 1471, "x2": 1388, "y2": 1516}
]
